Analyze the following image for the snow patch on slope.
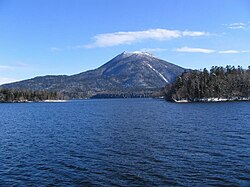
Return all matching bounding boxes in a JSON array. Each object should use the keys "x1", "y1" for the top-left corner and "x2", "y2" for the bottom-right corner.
[
  {"x1": 122, "y1": 51, "x2": 154, "y2": 58},
  {"x1": 144, "y1": 62, "x2": 169, "y2": 83},
  {"x1": 132, "y1": 51, "x2": 153, "y2": 57}
]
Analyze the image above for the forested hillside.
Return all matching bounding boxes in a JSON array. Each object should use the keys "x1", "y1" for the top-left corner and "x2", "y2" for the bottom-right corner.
[
  {"x1": 0, "y1": 88, "x2": 66, "y2": 103},
  {"x1": 2, "y1": 52, "x2": 185, "y2": 98},
  {"x1": 165, "y1": 66, "x2": 250, "y2": 102}
]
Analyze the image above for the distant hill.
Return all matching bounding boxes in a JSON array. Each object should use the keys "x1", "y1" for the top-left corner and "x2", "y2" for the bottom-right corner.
[
  {"x1": 164, "y1": 66, "x2": 250, "y2": 102},
  {"x1": 0, "y1": 88, "x2": 65, "y2": 103},
  {"x1": 2, "y1": 51, "x2": 186, "y2": 98}
]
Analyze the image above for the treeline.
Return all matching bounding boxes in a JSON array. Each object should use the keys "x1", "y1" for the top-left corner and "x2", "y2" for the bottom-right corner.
[
  {"x1": 165, "y1": 65, "x2": 250, "y2": 102},
  {"x1": 90, "y1": 88, "x2": 161, "y2": 99},
  {"x1": 0, "y1": 88, "x2": 67, "y2": 103}
]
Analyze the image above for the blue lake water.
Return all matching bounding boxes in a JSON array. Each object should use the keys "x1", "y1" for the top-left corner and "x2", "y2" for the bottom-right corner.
[{"x1": 0, "y1": 99, "x2": 250, "y2": 186}]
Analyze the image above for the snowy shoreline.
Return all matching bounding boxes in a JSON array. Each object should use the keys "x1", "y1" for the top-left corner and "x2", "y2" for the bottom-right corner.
[
  {"x1": 42, "y1": 100, "x2": 68, "y2": 103},
  {"x1": 173, "y1": 97, "x2": 250, "y2": 103},
  {"x1": 0, "y1": 100, "x2": 68, "y2": 103}
]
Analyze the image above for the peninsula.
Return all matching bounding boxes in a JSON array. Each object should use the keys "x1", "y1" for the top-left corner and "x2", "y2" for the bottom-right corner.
[{"x1": 164, "y1": 66, "x2": 250, "y2": 102}]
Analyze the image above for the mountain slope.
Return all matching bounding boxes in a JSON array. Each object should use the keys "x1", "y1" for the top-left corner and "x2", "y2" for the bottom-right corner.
[{"x1": 2, "y1": 52, "x2": 186, "y2": 98}]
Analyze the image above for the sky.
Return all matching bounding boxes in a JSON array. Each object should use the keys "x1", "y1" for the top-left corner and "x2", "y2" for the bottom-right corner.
[{"x1": 0, "y1": 0, "x2": 250, "y2": 84}]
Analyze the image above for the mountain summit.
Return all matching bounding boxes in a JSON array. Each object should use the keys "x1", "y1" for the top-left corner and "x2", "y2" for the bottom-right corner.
[
  {"x1": 95, "y1": 51, "x2": 184, "y2": 85},
  {"x1": 2, "y1": 52, "x2": 186, "y2": 98}
]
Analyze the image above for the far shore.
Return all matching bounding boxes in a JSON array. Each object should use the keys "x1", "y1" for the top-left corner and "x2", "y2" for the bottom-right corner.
[
  {"x1": 42, "y1": 100, "x2": 68, "y2": 102},
  {"x1": 0, "y1": 100, "x2": 68, "y2": 103},
  {"x1": 172, "y1": 97, "x2": 250, "y2": 103},
  {"x1": 2, "y1": 97, "x2": 250, "y2": 104}
]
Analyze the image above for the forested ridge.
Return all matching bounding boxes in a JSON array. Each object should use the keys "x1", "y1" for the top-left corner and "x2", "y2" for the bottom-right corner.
[
  {"x1": 165, "y1": 66, "x2": 250, "y2": 102},
  {"x1": 2, "y1": 52, "x2": 185, "y2": 98},
  {"x1": 0, "y1": 88, "x2": 66, "y2": 103}
]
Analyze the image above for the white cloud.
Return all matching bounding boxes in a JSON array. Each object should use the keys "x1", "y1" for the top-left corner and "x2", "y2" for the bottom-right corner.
[
  {"x1": 0, "y1": 77, "x2": 18, "y2": 85},
  {"x1": 85, "y1": 29, "x2": 209, "y2": 48},
  {"x1": 175, "y1": 46, "x2": 215, "y2": 54},
  {"x1": 229, "y1": 25, "x2": 245, "y2": 29},
  {"x1": 182, "y1": 31, "x2": 208, "y2": 36},
  {"x1": 175, "y1": 47, "x2": 250, "y2": 54},
  {"x1": 225, "y1": 22, "x2": 248, "y2": 29},
  {"x1": 219, "y1": 50, "x2": 250, "y2": 54},
  {"x1": 219, "y1": 50, "x2": 240, "y2": 54}
]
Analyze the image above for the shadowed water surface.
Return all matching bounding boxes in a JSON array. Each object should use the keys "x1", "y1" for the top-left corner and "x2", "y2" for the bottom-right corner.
[{"x1": 0, "y1": 99, "x2": 249, "y2": 186}]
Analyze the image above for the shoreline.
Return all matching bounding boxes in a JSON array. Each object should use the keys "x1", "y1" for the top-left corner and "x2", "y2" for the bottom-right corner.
[
  {"x1": 42, "y1": 100, "x2": 68, "y2": 102},
  {"x1": 1, "y1": 97, "x2": 250, "y2": 103},
  {"x1": 172, "y1": 97, "x2": 250, "y2": 103},
  {"x1": 0, "y1": 100, "x2": 68, "y2": 103}
]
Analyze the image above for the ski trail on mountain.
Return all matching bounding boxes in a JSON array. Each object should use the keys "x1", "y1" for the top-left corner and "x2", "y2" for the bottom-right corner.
[{"x1": 144, "y1": 62, "x2": 169, "y2": 83}]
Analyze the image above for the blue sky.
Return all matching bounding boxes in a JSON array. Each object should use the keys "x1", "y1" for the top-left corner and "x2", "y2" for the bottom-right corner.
[{"x1": 0, "y1": 0, "x2": 250, "y2": 84}]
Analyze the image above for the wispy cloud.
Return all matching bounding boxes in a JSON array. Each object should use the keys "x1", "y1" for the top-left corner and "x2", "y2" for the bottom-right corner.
[
  {"x1": 50, "y1": 45, "x2": 87, "y2": 51},
  {"x1": 0, "y1": 65, "x2": 13, "y2": 70},
  {"x1": 0, "y1": 62, "x2": 29, "y2": 72},
  {"x1": 50, "y1": 47, "x2": 62, "y2": 52},
  {"x1": 224, "y1": 22, "x2": 248, "y2": 29},
  {"x1": 85, "y1": 29, "x2": 209, "y2": 48},
  {"x1": 175, "y1": 46, "x2": 215, "y2": 54},
  {"x1": 0, "y1": 77, "x2": 18, "y2": 85},
  {"x1": 182, "y1": 31, "x2": 207, "y2": 37},
  {"x1": 175, "y1": 46, "x2": 250, "y2": 54},
  {"x1": 218, "y1": 50, "x2": 240, "y2": 54},
  {"x1": 69, "y1": 45, "x2": 85, "y2": 49},
  {"x1": 15, "y1": 62, "x2": 29, "y2": 67},
  {"x1": 219, "y1": 50, "x2": 250, "y2": 54},
  {"x1": 139, "y1": 48, "x2": 168, "y2": 52}
]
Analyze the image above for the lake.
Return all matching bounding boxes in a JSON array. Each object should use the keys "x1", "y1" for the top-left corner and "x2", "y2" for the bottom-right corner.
[{"x1": 0, "y1": 99, "x2": 249, "y2": 186}]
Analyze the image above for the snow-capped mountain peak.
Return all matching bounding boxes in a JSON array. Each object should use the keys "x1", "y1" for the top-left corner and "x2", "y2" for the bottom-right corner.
[
  {"x1": 3, "y1": 52, "x2": 186, "y2": 98},
  {"x1": 121, "y1": 51, "x2": 154, "y2": 58}
]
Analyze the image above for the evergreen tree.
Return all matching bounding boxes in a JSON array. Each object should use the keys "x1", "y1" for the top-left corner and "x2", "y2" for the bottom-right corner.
[{"x1": 165, "y1": 65, "x2": 250, "y2": 102}]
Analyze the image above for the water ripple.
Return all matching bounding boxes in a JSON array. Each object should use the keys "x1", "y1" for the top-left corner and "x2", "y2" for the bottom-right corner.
[{"x1": 0, "y1": 99, "x2": 249, "y2": 186}]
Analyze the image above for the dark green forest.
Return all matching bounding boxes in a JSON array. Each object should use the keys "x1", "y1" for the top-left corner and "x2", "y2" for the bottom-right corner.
[
  {"x1": 2, "y1": 65, "x2": 250, "y2": 103},
  {"x1": 165, "y1": 66, "x2": 250, "y2": 102},
  {"x1": 0, "y1": 88, "x2": 66, "y2": 103}
]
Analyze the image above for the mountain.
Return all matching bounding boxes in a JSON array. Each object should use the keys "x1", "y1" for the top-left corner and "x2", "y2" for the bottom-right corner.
[{"x1": 2, "y1": 51, "x2": 186, "y2": 98}]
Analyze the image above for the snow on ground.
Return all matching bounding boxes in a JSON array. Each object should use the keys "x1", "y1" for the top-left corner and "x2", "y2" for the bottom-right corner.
[
  {"x1": 43, "y1": 100, "x2": 68, "y2": 102},
  {"x1": 131, "y1": 51, "x2": 153, "y2": 57},
  {"x1": 174, "y1": 97, "x2": 250, "y2": 103}
]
